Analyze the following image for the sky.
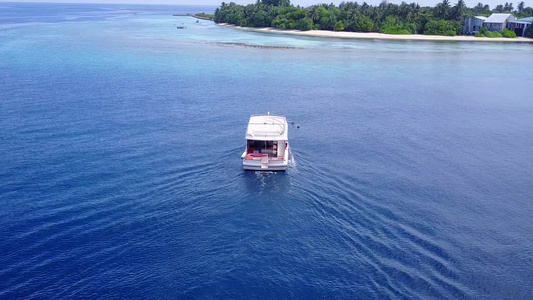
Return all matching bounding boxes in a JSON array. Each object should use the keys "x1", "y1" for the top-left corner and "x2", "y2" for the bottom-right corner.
[{"x1": 2, "y1": 0, "x2": 532, "y2": 10}]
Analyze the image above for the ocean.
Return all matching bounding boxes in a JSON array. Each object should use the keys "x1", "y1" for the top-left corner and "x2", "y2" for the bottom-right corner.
[{"x1": 1, "y1": 3, "x2": 532, "y2": 299}]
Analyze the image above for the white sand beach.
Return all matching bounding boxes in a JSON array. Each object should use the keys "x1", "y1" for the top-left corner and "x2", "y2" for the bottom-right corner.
[{"x1": 218, "y1": 23, "x2": 533, "y2": 43}]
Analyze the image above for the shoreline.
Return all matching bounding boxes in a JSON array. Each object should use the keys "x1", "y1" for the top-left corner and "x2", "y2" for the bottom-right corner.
[{"x1": 217, "y1": 23, "x2": 533, "y2": 43}]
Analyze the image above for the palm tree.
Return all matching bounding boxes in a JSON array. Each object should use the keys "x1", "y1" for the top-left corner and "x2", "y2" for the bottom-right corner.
[
  {"x1": 399, "y1": 2, "x2": 410, "y2": 20},
  {"x1": 517, "y1": 1, "x2": 524, "y2": 14},
  {"x1": 503, "y1": 2, "x2": 513, "y2": 11},
  {"x1": 452, "y1": 0, "x2": 466, "y2": 20},
  {"x1": 414, "y1": 3, "x2": 421, "y2": 18},
  {"x1": 348, "y1": 9, "x2": 358, "y2": 23},
  {"x1": 474, "y1": 2, "x2": 484, "y2": 14},
  {"x1": 322, "y1": 11, "x2": 337, "y2": 30},
  {"x1": 309, "y1": 6, "x2": 320, "y2": 23},
  {"x1": 370, "y1": 6, "x2": 379, "y2": 25},
  {"x1": 434, "y1": 0, "x2": 451, "y2": 19}
]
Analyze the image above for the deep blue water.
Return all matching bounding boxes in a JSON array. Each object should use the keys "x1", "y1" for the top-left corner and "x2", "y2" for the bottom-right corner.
[{"x1": 1, "y1": 3, "x2": 533, "y2": 299}]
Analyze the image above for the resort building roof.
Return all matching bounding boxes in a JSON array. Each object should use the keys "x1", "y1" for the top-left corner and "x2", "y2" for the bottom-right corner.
[
  {"x1": 484, "y1": 13, "x2": 513, "y2": 23},
  {"x1": 517, "y1": 17, "x2": 533, "y2": 23}
]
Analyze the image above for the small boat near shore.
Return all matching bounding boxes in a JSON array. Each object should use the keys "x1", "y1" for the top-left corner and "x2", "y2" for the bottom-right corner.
[{"x1": 241, "y1": 113, "x2": 291, "y2": 171}]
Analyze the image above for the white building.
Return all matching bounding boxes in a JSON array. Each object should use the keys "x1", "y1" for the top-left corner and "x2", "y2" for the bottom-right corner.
[
  {"x1": 507, "y1": 17, "x2": 533, "y2": 36},
  {"x1": 483, "y1": 13, "x2": 516, "y2": 32},
  {"x1": 462, "y1": 16, "x2": 487, "y2": 35}
]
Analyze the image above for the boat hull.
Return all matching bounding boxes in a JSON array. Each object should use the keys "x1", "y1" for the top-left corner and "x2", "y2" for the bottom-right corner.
[{"x1": 242, "y1": 163, "x2": 288, "y2": 171}]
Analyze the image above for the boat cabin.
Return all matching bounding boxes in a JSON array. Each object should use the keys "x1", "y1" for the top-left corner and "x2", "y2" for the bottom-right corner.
[{"x1": 246, "y1": 140, "x2": 284, "y2": 157}]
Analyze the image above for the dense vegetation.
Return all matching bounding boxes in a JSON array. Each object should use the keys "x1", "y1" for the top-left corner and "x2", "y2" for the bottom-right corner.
[
  {"x1": 195, "y1": 13, "x2": 214, "y2": 19},
  {"x1": 474, "y1": 27, "x2": 517, "y2": 37},
  {"x1": 501, "y1": 28, "x2": 517, "y2": 37},
  {"x1": 527, "y1": 22, "x2": 533, "y2": 37},
  {"x1": 475, "y1": 26, "x2": 502, "y2": 37},
  {"x1": 213, "y1": 0, "x2": 533, "y2": 36}
]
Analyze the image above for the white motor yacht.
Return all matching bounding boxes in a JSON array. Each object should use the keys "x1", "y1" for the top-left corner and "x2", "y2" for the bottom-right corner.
[{"x1": 241, "y1": 114, "x2": 291, "y2": 171}]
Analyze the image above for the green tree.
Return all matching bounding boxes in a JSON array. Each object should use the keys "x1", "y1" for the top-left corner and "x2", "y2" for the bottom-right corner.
[
  {"x1": 502, "y1": 28, "x2": 517, "y2": 37},
  {"x1": 319, "y1": 9, "x2": 337, "y2": 30},
  {"x1": 380, "y1": 16, "x2": 413, "y2": 34},
  {"x1": 271, "y1": 15, "x2": 289, "y2": 29},
  {"x1": 289, "y1": 8, "x2": 307, "y2": 20},
  {"x1": 521, "y1": 7, "x2": 533, "y2": 18},
  {"x1": 347, "y1": 9, "x2": 358, "y2": 24},
  {"x1": 473, "y1": 2, "x2": 491, "y2": 14},
  {"x1": 474, "y1": 2, "x2": 483, "y2": 13},
  {"x1": 525, "y1": 24, "x2": 533, "y2": 38},
  {"x1": 334, "y1": 20, "x2": 345, "y2": 31},
  {"x1": 297, "y1": 17, "x2": 314, "y2": 30},
  {"x1": 451, "y1": 0, "x2": 466, "y2": 20},
  {"x1": 503, "y1": 2, "x2": 513, "y2": 11},
  {"x1": 485, "y1": 31, "x2": 502, "y2": 37},
  {"x1": 261, "y1": 0, "x2": 290, "y2": 6},
  {"x1": 434, "y1": 0, "x2": 451, "y2": 19},
  {"x1": 517, "y1": 1, "x2": 524, "y2": 13},
  {"x1": 354, "y1": 15, "x2": 374, "y2": 32},
  {"x1": 424, "y1": 19, "x2": 457, "y2": 35},
  {"x1": 309, "y1": 6, "x2": 320, "y2": 23}
]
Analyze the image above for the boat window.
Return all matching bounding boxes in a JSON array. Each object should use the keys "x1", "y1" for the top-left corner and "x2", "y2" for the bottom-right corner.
[{"x1": 247, "y1": 140, "x2": 279, "y2": 157}]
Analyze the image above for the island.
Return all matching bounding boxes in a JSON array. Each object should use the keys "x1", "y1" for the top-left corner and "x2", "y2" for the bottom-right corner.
[{"x1": 211, "y1": 0, "x2": 533, "y2": 41}]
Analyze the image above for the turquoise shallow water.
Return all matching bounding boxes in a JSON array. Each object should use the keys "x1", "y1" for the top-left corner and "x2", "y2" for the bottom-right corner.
[{"x1": 1, "y1": 3, "x2": 533, "y2": 299}]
